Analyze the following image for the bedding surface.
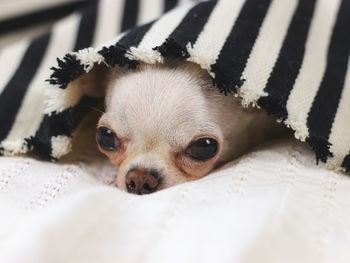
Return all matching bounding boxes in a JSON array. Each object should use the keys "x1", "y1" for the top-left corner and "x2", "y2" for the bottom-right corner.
[{"x1": 1, "y1": 138, "x2": 350, "y2": 263}]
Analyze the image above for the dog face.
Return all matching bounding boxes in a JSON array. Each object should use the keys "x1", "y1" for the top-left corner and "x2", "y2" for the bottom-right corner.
[{"x1": 95, "y1": 62, "x2": 254, "y2": 194}]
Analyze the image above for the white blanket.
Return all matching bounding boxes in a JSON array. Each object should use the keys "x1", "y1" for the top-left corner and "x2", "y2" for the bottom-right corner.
[{"x1": 1, "y1": 135, "x2": 350, "y2": 263}]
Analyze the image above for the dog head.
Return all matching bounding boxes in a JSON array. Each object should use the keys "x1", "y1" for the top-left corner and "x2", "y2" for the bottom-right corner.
[{"x1": 94, "y1": 62, "x2": 252, "y2": 194}]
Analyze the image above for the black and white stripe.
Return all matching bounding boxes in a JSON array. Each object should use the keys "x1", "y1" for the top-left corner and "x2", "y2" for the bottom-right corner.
[
  {"x1": 0, "y1": 0, "x2": 349, "y2": 173},
  {"x1": 307, "y1": 0, "x2": 350, "y2": 163},
  {"x1": 0, "y1": 32, "x2": 51, "y2": 144},
  {"x1": 0, "y1": 0, "x2": 86, "y2": 36},
  {"x1": 258, "y1": 0, "x2": 317, "y2": 119},
  {"x1": 238, "y1": 0, "x2": 299, "y2": 106},
  {"x1": 211, "y1": 0, "x2": 273, "y2": 92}
]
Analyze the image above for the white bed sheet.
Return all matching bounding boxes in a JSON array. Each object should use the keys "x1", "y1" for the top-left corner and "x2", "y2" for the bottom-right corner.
[{"x1": 1, "y1": 136, "x2": 350, "y2": 263}]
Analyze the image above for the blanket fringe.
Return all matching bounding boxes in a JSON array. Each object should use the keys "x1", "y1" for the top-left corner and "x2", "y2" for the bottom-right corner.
[
  {"x1": 306, "y1": 134, "x2": 333, "y2": 164},
  {"x1": 47, "y1": 54, "x2": 85, "y2": 89}
]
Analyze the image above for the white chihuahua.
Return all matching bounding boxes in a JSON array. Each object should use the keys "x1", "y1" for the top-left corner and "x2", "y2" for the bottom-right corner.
[{"x1": 85, "y1": 60, "x2": 286, "y2": 194}]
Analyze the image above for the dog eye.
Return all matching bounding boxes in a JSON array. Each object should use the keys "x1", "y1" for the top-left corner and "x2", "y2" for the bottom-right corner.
[
  {"x1": 97, "y1": 127, "x2": 120, "y2": 151},
  {"x1": 185, "y1": 138, "x2": 218, "y2": 161}
]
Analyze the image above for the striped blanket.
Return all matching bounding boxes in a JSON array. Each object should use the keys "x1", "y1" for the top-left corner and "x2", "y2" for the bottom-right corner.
[{"x1": 0, "y1": 0, "x2": 349, "y2": 172}]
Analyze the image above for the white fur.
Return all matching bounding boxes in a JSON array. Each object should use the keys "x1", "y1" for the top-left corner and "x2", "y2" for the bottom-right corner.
[{"x1": 99, "y1": 61, "x2": 286, "y2": 192}]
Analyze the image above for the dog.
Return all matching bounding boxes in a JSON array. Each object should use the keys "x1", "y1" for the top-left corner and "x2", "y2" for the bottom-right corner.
[{"x1": 84, "y1": 60, "x2": 287, "y2": 194}]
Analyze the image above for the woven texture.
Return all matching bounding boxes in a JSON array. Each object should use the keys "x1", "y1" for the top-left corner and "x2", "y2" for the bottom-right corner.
[
  {"x1": 0, "y1": 0, "x2": 349, "y2": 173},
  {"x1": 1, "y1": 139, "x2": 350, "y2": 263}
]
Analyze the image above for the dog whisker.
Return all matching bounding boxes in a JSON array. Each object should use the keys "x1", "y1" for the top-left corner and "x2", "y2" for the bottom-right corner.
[{"x1": 81, "y1": 105, "x2": 105, "y2": 115}]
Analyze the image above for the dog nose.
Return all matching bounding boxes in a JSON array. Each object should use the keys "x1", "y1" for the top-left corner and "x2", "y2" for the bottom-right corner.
[{"x1": 125, "y1": 168, "x2": 160, "y2": 195}]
